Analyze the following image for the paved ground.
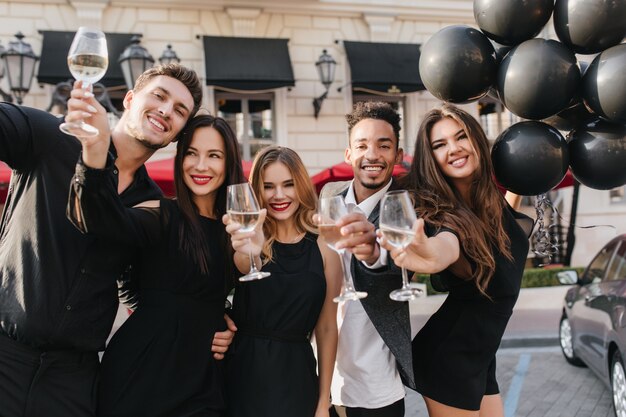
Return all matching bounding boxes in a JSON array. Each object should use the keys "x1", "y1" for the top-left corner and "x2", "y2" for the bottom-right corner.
[
  {"x1": 112, "y1": 286, "x2": 605, "y2": 416},
  {"x1": 405, "y1": 347, "x2": 615, "y2": 417}
]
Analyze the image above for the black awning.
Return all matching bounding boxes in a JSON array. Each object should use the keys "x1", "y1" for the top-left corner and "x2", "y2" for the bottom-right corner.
[
  {"x1": 37, "y1": 31, "x2": 140, "y2": 88},
  {"x1": 344, "y1": 41, "x2": 424, "y2": 94},
  {"x1": 202, "y1": 36, "x2": 295, "y2": 90}
]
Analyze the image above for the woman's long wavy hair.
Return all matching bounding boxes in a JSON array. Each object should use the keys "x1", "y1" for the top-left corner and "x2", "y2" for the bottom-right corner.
[
  {"x1": 174, "y1": 115, "x2": 245, "y2": 277},
  {"x1": 399, "y1": 104, "x2": 511, "y2": 296},
  {"x1": 249, "y1": 146, "x2": 318, "y2": 264}
]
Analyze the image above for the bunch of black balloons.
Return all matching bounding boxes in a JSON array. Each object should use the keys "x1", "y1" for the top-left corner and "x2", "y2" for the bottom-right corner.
[{"x1": 419, "y1": 0, "x2": 626, "y2": 195}]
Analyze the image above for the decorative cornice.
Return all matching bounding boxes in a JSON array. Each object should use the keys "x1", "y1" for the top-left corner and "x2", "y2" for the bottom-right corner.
[
  {"x1": 363, "y1": 13, "x2": 395, "y2": 42},
  {"x1": 226, "y1": 7, "x2": 262, "y2": 37},
  {"x1": 70, "y1": 0, "x2": 110, "y2": 28}
]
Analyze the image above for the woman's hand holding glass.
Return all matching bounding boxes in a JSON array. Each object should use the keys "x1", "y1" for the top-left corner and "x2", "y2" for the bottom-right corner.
[
  {"x1": 225, "y1": 183, "x2": 271, "y2": 281},
  {"x1": 224, "y1": 208, "x2": 267, "y2": 261},
  {"x1": 378, "y1": 215, "x2": 457, "y2": 276},
  {"x1": 378, "y1": 190, "x2": 424, "y2": 301}
]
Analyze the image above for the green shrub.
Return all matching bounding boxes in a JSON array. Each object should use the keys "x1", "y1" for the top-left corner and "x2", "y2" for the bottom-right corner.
[{"x1": 412, "y1": 266, "x2": 586, "y2": 296}]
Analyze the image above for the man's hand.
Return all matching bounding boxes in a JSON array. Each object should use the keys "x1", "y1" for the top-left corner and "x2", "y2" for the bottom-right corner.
[
  {"x1": 65, "y1": 81, "x2": 110, "y2": 168},
  {"x1": 212, "y1": 314, "x2": 237, "y2": 360},
  {"x1": 334, "y1": 211, "x2": 379, "y2": 264}
]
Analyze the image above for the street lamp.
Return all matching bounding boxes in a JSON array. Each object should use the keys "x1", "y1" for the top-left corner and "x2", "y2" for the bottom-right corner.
[
  {"x1": 1, "y1": 32, "x2": 39, "y2": 105},
  {"x1": 313, "y1": 49, "x2": 336, "y2": 119},
  {"x1": 159, "y1": 44, "x2": 180, "y2": 65},
  {"x1": 0, "y1": 41, "x2": 12, "y2": 102},
  {"x1": 118, "y1": 35, "x2": 154, "y2": 91}
]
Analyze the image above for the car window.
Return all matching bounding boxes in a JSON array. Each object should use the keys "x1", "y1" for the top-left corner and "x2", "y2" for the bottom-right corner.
[
  {"x1": 582, "y1": 241, "x2": 619, "y2": 283},
  {"x1": 606, "y1": 241, "x2": 626, "y2": 281}
]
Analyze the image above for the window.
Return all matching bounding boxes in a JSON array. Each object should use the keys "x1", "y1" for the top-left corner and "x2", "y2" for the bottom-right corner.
[
  {"x1": 607, "y1": 241, "x2": 626, "y2": 281},
  {"x1": 610, "y1": 186, "x2": 626, "y2": 205},
  {"x1": 582, "y1": 241, "x2": 619, "y2": 284},
  {"x1": 216, "y1": 93, "x2": 274, "y2": 161}
]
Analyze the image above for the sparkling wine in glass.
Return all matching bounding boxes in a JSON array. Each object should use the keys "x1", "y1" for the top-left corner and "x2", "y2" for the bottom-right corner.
[
  {"x1": 379, "y1": 190, "x2": 423, "y2": 301},
  {"x1": 318, "y1": 195, "x2": 367, "y2": 302},
  {"x1": 226, "y1": 183, "x2": 271, "y2": 282},
  {"x1": 59, "y1": 27, "x2": 108, "y2": 137}
]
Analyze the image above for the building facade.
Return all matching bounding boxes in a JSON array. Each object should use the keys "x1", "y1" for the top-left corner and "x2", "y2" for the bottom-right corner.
[{"x1": 0, "y1": 0, "x2": 624, "y2": 266}]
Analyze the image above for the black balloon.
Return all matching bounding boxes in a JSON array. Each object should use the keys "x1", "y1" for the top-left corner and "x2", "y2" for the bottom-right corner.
[
  {"x1": 489, "y1": 39, "x2": 512, "y2": 64},
  {"x1": 492, "y1": 121, "x2": 569, "y2": 196},
  {"x1": 554, "y1": 0, "x2": 626, "y2": 55},
  {"x1": 419, "y1": 25, "x2": 497, "y2": 103},
  {"x1": 543, "y1": 61, "x2": 596, "y2": 131},
  {"x1": 474, "y1": 0, "x2": 554, "y2": 46},
  {"x1": 583, "y1": 44, "x2": 626, "y2": 124},
  {"x1": 568, "y1": 120, "x2": 626, "y2": 190},
  {"x1": 543, "y1": 102, "x2": 597, "y2": 132},
  {"x1": 497, "y1": 39, "x2": 580, "y2": 120}
]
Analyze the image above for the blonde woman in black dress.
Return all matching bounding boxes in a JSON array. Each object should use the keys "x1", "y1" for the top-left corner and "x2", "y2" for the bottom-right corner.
[
  {"x1": 379, "y1": 104, "x2": 533, "y2": 417},
  {"x1": 223, "y1": 146, "x2": 341, "y2": 417}
]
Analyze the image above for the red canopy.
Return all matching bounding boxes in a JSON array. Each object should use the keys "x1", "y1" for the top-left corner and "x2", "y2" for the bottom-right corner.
[
  {"x1": 0, "y1": 159, "x2": 578, "y2": 204},
  {"x1": 310, "y1": 155, "x2": 413, "y2": 194},
  {"x1": 144, "y1": 157, "x2": 253, "y2": 197},
  {"x1": 0, "y1": 162, "x2": 12, "y2": 204}
]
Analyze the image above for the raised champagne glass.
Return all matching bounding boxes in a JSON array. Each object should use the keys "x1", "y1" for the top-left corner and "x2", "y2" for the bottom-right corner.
[
  {"x1": 226, "y1": 183, "x2": 271, "y2": 282},
  {"x1": 59, "y1": 27, "x2": 108, "y2": 137},
  {"x1": 379, "y1": 190, "x2": 423, "y2": 301},
  {"x1": 318, "y1": 195, "x2": 367, "y2": 302}
]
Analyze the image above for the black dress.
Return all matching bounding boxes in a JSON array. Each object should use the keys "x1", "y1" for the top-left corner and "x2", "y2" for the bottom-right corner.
[
  {"x1": 72, "y1": 170, "x2": 228, "y2": 417},
  {"x1": 225, "y1": 233, "x2": 326, "y2": 417},
  {"x1": 412, "y1": 206, "x2": 533, "y2": 411}
]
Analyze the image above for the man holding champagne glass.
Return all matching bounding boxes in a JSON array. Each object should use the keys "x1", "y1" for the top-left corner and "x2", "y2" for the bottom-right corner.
[
  {"x1": 0, "y1": 37, "x2": 221, "y2": 414},
  {"x1": 320, "y1": 101, "x2": 415, "y2": 417}
]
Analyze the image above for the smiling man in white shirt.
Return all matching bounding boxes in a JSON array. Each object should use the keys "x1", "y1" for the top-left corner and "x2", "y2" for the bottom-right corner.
[{"x1": 321, "y1": 101, "x2": 415, "y2": 417}]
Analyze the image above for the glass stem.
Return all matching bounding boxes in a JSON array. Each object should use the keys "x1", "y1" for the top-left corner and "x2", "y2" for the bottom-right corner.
[
  {"x1": 248, "y1": 238, "x2": 259, "y2": 273},
  {"x1": 340, "y1": 251, "x2": 355, "y2": 292},
  {"x1": 401, "y1": 266, "x2": 410, "y2": 290}
]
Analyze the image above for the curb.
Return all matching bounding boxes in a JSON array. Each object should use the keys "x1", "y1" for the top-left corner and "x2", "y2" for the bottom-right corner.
[{"x1": 500, "y1": 336, "x2": 559, "y2": 349}]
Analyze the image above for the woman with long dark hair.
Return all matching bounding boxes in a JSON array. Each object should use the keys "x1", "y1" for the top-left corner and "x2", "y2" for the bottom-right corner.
[
  {"x1": 68, "y1": 115, "x2": 245, "y2": 417},
  {"x1": 380, "y1": 104, "x2": 533, "y2": 417},
  {"x1": 223, "y1": 146, "x2": 341, "y2": 417}
]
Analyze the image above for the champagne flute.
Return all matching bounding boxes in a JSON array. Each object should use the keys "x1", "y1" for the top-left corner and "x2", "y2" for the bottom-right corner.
[
  {"x1": 59, "y1": 27, "x2": 109, "y2": 137},
  {"x1": 379, "y1": 190, "x2": 423, "y2": 301},
  {"x1": 318, "y1": 195, "x2": 367, "y2": 302},
  {"x1": 226, "y1": 183, "x2": 271, "y2": 282}
]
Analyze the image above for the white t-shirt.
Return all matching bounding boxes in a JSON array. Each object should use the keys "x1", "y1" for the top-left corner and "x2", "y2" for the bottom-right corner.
[{"x1": 330, "y1": 180, "x2": 406, "y2": 408}]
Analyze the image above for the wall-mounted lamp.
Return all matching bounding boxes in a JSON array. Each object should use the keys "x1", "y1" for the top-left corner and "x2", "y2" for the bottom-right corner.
[
  {"x1": 0, "y1": 32, "x2": 40, "y2": 105},
  {"x1": 159, "y1": 44, "x2": 180, "y2": 65},
  {"x1": 313, "y1": 49, "x2": 336, "y2": 119},
  {"x1": 0, "y1": 41, "x2": 11, "y2": 102},
  {"x1": 118, "y1": 35, "x2": 155, "y2": 91}
]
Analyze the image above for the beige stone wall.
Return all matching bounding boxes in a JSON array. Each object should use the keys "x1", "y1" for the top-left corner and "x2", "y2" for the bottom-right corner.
[
  {"x1": 0, "y1": 1, "x2": 475, "y2": 173},
  {"x1": 1, "y1": 1, "x2": 624, "y2": 265}
]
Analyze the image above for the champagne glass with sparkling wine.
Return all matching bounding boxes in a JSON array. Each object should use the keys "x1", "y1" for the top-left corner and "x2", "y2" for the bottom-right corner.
[
  {"x1": 318, "y1": 195, "x2": 367, "y2": 302},
  {"x1": 226, "y1": 183, "x2": 271, "y2": 282},
  {"x1": 59, "y1": 27, "x2": 108, "y2": 137},
  {"x1": 379, "y1": 190, "x2": 423, "y2": 301}
]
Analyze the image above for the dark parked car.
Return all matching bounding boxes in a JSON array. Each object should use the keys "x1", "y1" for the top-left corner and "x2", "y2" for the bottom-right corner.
[{"x1": 558, "y1": 234, "x2": 626, "y2": 417}]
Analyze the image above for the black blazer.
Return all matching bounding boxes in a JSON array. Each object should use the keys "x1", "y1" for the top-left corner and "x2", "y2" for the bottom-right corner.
[{"x1": 320, "y1": 181, "x2": 416, "y2": 390}]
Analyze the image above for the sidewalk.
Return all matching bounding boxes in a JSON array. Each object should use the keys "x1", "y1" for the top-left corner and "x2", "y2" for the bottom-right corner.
[{"x1": 409, "y1": 285, "x2": 571, "y2": 348}]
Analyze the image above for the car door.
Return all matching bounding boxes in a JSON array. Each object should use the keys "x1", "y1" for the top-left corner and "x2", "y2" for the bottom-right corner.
[
  {"x1": 605, "y1": 240, "x2": 626, "y2": 375},
  {"x1": 570, "y1": 240, "x2": 620, "y2": 374}
]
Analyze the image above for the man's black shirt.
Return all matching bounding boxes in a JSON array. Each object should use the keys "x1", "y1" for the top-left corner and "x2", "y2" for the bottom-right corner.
[{"x1": 0, "y1": 103, "x2": 162, "y2": 352}]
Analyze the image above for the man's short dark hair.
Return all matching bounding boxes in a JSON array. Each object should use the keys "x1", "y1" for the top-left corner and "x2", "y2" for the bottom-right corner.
[
  {"x1": 134, "y1": 63, "x2": 203, "y2": 117},
  {"x1": 346, "y1": 101, "x2": 401, "y2": 145}
]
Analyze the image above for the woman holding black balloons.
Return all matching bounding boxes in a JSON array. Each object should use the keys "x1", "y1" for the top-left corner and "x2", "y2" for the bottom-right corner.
[{"x1": 379, "y1": 104, "x2": 533, "y2": 417}]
